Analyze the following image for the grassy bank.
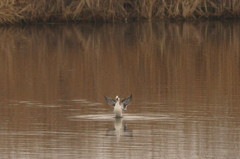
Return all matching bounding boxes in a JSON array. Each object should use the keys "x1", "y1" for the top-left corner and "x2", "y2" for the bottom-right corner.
[{"x1": 0, "y1": 0, "x2": 240, "y2": 24}]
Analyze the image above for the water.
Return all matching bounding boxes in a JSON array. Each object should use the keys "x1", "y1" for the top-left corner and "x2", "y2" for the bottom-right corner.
[{"x1": 0, "y1": 22, "x2": 240, "y2": 159}]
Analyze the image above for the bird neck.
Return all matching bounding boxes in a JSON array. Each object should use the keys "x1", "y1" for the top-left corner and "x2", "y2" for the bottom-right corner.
[{"x1": 116, "y1": 100, "x2": 120, "y2": 105}]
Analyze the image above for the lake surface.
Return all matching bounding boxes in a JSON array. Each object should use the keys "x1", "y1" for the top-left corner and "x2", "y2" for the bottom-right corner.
[{"x1": 0, "y1": 21, "x2": 240, "y2": 159}]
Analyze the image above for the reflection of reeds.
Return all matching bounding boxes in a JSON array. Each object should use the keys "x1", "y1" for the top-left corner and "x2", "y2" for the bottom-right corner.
[
  {"x1": 0, "y1": 0, "x2": 240, "y2": 24},
  {"x1": 0, "y1": 22, "x2": 240, "y2": 103}
]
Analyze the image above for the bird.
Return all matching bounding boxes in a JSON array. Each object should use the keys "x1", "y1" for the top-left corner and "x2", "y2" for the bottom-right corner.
[{"x1": 104, "y1": 95, "x2": 132, "y2": 118}]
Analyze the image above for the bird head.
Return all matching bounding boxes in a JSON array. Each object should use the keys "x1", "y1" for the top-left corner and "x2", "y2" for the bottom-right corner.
[{"x1": 115, "y1": 96, "x2": 120, "y2": 102}]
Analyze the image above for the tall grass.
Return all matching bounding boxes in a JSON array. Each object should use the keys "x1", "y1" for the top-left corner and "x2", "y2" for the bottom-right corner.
[{"x1": 0, "y1": 0, "x2": 240, "y2": 24}]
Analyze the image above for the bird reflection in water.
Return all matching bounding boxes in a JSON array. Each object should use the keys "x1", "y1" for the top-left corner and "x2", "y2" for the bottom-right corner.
[{"x1": 106, "y1": 117, "x2": 133, "y2": 142}]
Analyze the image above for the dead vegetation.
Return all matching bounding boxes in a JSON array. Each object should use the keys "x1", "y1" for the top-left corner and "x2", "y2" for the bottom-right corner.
[{"x1": 0, "y1": 0, "x2": 240, "y2": 24}]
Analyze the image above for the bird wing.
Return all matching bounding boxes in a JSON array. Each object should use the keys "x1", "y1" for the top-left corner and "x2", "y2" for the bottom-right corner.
[
  {"x1": 121, "y1": 94, "x2": 132, "y2": 110},
  {"x1": 104, "y1": 96, "x2": 116, "y2": 107}
]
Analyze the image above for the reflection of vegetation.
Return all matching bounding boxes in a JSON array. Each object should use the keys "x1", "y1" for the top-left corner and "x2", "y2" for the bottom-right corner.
[
  {"x1": 0, "y1": 0, "x2": 240, "y2": 24},
  {"x1": 0, "y1": 22, "x2": 239, "y2": 103}
]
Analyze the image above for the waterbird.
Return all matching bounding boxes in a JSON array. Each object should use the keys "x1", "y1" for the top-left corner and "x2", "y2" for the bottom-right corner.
[{"x1": 104, "y1": 95, "x2": 132, "y2": 118}]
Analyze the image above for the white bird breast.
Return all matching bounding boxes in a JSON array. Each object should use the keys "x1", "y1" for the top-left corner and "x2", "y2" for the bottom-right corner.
[{"x1": 114, "y1": 104, "x2": 123, "y2": 117}]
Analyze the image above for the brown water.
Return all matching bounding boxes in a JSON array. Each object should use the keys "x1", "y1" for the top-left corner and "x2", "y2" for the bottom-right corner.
[{"x1": 0, "y1": 22, "x2": 240, "y2": 159}]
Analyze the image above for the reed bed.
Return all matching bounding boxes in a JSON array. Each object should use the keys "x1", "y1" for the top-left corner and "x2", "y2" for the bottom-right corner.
[{"x1": 0, "y1": 0, "x2": 240, "y2": 24}]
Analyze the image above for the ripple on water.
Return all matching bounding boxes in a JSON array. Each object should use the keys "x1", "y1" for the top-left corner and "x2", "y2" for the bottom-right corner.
[{"x1": 69, "y1": 113, "x2": 172, "y2": 121}]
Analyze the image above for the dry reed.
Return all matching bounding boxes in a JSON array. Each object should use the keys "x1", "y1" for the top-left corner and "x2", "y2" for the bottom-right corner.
[{"x1": 0, "y1": 0, "x2": 240, "y2": 24}]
